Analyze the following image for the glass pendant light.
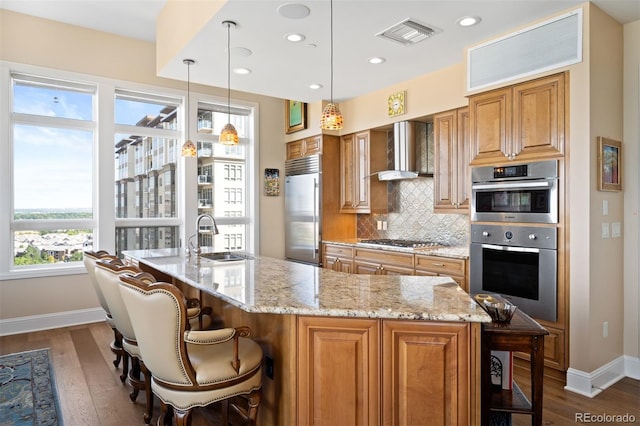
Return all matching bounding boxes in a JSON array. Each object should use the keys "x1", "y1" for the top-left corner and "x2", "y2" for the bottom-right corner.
[
  {"x1": 220, "y1": 20, "x2": 239, "y2": 145},
  {"x1": 320, "y1": 0, "x2": 343, "y2": 130},
  {"x1": 181, "y1": 59, "x2": 197, "y2": 157}
]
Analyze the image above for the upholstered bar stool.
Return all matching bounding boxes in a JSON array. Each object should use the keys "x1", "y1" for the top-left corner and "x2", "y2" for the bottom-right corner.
[
  {"x1": 119, "y1": 275, "x2": 263, "y2": 426},
  {"x1": 83, "y1": 250, "x2": 124, "y2": 368},
  {"x1": 96, "y1": 259, "x2": 155, "y2": 423}
]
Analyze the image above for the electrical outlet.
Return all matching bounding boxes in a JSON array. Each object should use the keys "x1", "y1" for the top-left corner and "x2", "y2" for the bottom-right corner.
[
  {"x1": 603, "y1": 321, "x2": 608, "y2": 338},
  {"x1": 602, "y1": 200, "x2": 609, "y2": 216},
  {"x1": 382, "y1": 221, "x2": 388, "y2": 230},
  {"x1": 376, "y1": 220, "x2": 382, "y2": 230},
  {"x1": 602, "y1": 223, "x2": 610, "y2": 239},
  {"x1": 265, "y1": 356, "x2": 274, "y2": 379}
]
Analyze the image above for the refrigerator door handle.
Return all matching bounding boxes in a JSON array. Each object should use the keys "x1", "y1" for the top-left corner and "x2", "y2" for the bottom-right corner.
[{"x1": 313, "y1": 177, "x2": 319, "y2": 259}]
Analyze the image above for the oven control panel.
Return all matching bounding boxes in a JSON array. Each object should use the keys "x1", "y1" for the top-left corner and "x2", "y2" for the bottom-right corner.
[{"x1": 471, "y1": 224, "x2": 557, "y2": 250}]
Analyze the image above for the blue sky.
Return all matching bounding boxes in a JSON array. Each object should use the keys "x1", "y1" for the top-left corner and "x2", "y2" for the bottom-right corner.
[{"x1": 13, "y1": 83, "x2": 165, "y2": 211}]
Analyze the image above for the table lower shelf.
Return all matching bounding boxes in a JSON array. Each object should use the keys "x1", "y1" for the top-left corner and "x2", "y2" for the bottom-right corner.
[{"x1": 489, "y1": 381, "x2": 533, "y2": 415}]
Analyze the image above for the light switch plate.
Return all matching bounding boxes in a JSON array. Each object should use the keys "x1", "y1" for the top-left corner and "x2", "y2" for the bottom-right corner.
[
  {"x1": 612, "y1": 222, "x2": 621, "y2": 238},
  {"x1": 602, "y1": 223, "x2": 610, "y2": 238}
]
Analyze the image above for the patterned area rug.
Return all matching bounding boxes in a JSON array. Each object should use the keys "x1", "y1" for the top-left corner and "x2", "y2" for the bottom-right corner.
[{"x1": 0, "y1": 348, "x2": 62, "y2": 425}]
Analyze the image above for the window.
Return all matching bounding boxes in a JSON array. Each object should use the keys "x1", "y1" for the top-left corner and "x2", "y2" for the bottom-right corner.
[
  {"x1": 114, "y1": 90, "x2": 181, "y2": 254},
  {"x1": 1, "y1": 63, "x2": 257, "y2": 278},
  {"x1": 9, "y1": 73, "x2": 96, "y2": 270},
  {"x1": 196, "y1": 102, "x2": 254, "y2": 253}
]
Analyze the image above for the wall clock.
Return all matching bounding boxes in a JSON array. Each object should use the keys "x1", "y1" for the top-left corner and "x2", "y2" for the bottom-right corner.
[{"x1": 388, "y1": 91, "x2": 406, "y2": 117}]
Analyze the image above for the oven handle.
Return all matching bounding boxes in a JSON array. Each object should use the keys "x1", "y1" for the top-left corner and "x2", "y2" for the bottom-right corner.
[
  {"x1": 481, "y1": 243, "x2": 540, "y2": 253},
  {"x1": 472, "y1": 181, "x2": 551, "y2": 190}
]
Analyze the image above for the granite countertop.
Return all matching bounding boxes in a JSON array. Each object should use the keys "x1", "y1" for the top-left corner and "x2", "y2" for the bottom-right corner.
[
  {"x1": 122, "y1": 249, "x2": 489, "y2": 323},
  {"x1": 323, "y1": 239, "x2": 470, "y2": 259}
]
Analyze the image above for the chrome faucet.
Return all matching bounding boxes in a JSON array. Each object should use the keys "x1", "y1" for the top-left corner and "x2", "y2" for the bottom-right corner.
[{"x1": 188, "y1": 213, "x2": 219, "y2": 257}]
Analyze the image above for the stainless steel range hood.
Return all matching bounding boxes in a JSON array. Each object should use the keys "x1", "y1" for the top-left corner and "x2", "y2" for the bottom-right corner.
[{"x1": 376, "y1": 121, "x2": 419, "y2": 181}]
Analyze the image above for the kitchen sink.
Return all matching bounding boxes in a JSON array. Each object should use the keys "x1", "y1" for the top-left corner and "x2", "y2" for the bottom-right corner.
[{"x1": 199, "y1": 252, "x2": 252, "y2": 262}]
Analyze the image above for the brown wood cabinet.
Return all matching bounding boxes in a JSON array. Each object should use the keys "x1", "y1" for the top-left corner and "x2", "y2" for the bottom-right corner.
[
  {"x1": 340, "y1": 131, "x2": 387, "y2": 214},
  {"x1": 469, "y1": 72, "x2": 566, "y2": 165},
  {"x1": 382, "y1": 320, "x2": 474, "y2": 426},
  {"x1": 322, "y1": 243, "x2": 468, "y2": 287},
  {"x1": 415, "y1": 253, "x2": 468, "y2": 291},
  {"x1": 297, "y1": 316, "x2": 479, "y2": 426},
  {"x1": 286, "y1": 135, "x2": 322, "y2": 160},
  {"x1": 434, "y1": 107, "x2": 470, "y2": 213},
  {"x1": 297, "y1": 316, "x2": 380, "y2": 426},
  {"x1": 323, "y1": 243, "x2": 354, "y2": 273},
  {"x1": 353, "y1": 247, "x2": 414, "y2": 276}
]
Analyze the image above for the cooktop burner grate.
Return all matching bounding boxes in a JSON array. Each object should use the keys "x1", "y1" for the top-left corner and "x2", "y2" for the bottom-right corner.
[{"x1": 359, "y1": 239, "x2": 442, "y2": 248}]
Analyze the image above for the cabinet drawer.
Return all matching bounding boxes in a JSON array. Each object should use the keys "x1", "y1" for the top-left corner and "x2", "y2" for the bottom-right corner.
[
  {"x1": 415, "y1": 255, "x2": 465, "y2": 277},
  {"x1": 324, "y1": 244, "x2": 354, "y2": 258},
  {"x1": 354, "y1": 248, "x2": 414, "y2": 268}
]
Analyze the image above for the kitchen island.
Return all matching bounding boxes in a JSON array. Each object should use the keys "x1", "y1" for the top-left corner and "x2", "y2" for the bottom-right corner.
[{"x1": 123, "y1": 249, "x2": 491, "y2": 426}]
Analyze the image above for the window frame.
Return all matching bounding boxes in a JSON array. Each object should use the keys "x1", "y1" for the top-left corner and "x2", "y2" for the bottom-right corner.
[{"x1": 0, "y1": 61, "x2": 259, "y2": 280}]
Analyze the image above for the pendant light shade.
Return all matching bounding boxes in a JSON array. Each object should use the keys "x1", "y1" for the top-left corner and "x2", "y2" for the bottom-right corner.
[
  {"x1": 321, "y1": 102, "x2": 343, "y2": 130},
  {"x1": 320, "y1": 0, "x2": 343, "y2": 130},
  {"x1": 181, "y1": 59, "x2": 197, "y2": 157},
  {"x1": 220, "y1": 21, "x2": 239, "y2": 145}
]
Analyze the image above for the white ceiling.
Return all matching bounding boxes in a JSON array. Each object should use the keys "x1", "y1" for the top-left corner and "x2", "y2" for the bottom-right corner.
[{"x1": 2, "y1": 0, "x2": 639, "y2": 103}]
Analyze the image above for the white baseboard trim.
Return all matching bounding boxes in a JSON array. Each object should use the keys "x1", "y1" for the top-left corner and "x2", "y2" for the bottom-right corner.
[
  {"x1": 624, "y1": 355, "x2": 640, "y2": 379},
  {"x1": 565, "y1": 356, "x2": 628, "y2": 397},
  {"x1": 0, "y1": 308, "x2": 106, "y2": 336}
]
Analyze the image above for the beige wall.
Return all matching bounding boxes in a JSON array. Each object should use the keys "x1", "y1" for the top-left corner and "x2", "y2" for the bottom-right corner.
[
  {"x1": 0, "y1": 9, "x2": 286, "y2": 319},
  {"x1": 623, "y1": 20, "x2": 640, "y2": 362},
  {"x1": 585, "y1": 4, "x2": 625, "y2": 371}
]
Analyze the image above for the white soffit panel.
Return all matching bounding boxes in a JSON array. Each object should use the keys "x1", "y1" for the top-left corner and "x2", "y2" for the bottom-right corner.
[{"x1": 468, "y1": 9, "x2": 582, "y2": 91}]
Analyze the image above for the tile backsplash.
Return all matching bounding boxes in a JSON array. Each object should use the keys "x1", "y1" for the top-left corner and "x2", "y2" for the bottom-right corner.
[{"x1": 357, "y1": 178, "x2": 469, "y2": 246}]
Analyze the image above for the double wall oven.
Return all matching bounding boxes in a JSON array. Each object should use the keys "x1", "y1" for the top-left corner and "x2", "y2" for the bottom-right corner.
[{"x1": 469, "y1": 160, "x2": 559, "y2": 322}]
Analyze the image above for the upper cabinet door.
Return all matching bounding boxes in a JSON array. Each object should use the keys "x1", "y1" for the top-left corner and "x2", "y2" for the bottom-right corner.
[
  {"x1": 434, "y1": 107, "x2": 470, "y2": 213},
  {"x1": 340, "y1": 131, "x2": 387, "y2": 214},
  {"x1": 469, "y1": 87, "x2": 512, "y2": 164},
  {"x1": 469, "y1": 72, "x2": 567, "y2": 165},
  {"x1": 512, "y1": 72, "x2": 566, "y2": 160}
]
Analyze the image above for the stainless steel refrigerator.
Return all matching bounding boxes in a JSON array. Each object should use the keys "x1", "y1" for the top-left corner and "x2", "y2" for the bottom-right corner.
[{"x1": 284, "y1": 155, "x2": 321, "y2": 265}]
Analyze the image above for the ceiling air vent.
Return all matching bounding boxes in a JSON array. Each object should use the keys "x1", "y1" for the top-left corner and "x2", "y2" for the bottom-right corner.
[{"x1": 376, "y1": 18, "x2": 440, "y2": 45}]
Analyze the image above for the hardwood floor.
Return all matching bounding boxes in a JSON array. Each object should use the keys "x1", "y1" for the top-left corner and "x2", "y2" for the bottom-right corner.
[{"x1": 1, "y1": 321, "x2": 638, "y2": 425}]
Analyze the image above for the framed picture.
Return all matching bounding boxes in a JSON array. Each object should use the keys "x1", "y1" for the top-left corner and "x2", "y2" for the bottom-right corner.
[
  {"x1": 285, "y1": 100, "x2": 306, "y2": 134},
  {"x1": 597, "y1": 137, "x2": 622, "y2": 191},
  {"x1": 264, "y1": 168, "x2": 280, "y2": 196}
]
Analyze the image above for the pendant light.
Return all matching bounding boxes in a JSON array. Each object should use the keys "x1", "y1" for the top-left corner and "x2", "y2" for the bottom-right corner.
[
  {"x1": 220, "y1": 20, "x2": 239, "y2": 145},
  {"x1": 181, "y1": 59, "x2": 197, "y2": 157},
  {"x1": 320, "y1": 0, "x2": 343, "y2": 130}
]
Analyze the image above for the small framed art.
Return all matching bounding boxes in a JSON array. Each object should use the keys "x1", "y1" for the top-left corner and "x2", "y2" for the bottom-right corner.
[
  {"x1": 285, "y1": 100, "x2": 307, "y2": 134},
  {"x1": 597, "y1": 137, "x2": 622, "y2": 192},
  {"x1": 264, "y1": 168, "x2": 280, "y2": 196}
]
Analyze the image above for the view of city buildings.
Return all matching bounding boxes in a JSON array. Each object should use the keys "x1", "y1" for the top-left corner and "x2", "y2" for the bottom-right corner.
[{"x1": 12, "y1": 77, "x2": 252, "y2": 266}]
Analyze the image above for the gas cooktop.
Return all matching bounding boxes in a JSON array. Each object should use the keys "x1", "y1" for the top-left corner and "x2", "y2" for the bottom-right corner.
[{"x1": 358, "y1": 239, "x2": 442, "y2": 248}]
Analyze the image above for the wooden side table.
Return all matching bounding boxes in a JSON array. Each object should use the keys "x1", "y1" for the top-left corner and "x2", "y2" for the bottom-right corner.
[{"x1": 481, "y1": 308, "x2": 549, "y2": 426}]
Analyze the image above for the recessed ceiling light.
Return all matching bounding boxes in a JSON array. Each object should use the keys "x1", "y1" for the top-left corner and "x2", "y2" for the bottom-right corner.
[
  {"x1": 309, "y1": 83, "x2": 323, "y2": 90},
  {"x1": 457, "y1": 16, "x2": 481, "y2": 27},
  {"x1": 277, "y1": 3, "x2": 310, "y2": 19},
  {"x1": 368, "y1": 57, "x2": 386, "y2": 64},
  {"x1": 285, "y1": 33, "x2": 305, "y2": 42},
  {"x1": 233, "y1": 68, "x2": 251, "y2": 75}
]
